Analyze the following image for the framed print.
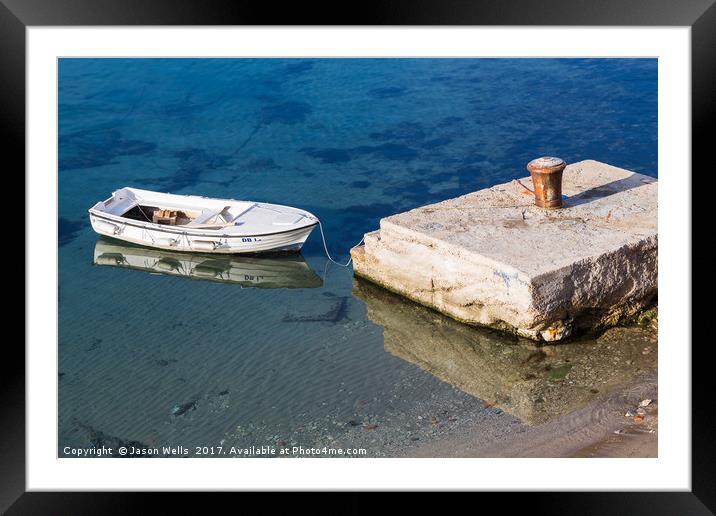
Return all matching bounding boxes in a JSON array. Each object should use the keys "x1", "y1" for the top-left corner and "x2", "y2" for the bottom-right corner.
[{"x1": 6, "y1": 0, "x2": 711, "y2": 511}]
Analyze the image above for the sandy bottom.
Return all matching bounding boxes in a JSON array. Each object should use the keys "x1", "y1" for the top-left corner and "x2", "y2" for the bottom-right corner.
[{"x1": 405, "y1": 371, "x2": 657, "y2": 458}]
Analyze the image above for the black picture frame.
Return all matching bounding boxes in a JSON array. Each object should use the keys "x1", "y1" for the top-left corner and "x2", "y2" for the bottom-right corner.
[{"x1": 6, "y1": 0, "x2": 709, "y2": 512}]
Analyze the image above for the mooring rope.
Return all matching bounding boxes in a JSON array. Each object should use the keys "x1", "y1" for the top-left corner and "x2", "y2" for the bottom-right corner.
[
  {"x1": 129, "y1": 197, "x2": 155, "y2": 224},
  {"x1": 317, "y1": 220, "x2": 364, "y2": 267}
]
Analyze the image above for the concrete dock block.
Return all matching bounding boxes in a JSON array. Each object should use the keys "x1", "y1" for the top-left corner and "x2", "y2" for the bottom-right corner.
[{"x1": 351, "y1": 160, "x2": 657, "y2": 341}]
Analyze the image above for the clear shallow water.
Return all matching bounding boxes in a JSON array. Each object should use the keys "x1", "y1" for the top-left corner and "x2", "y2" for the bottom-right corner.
[{"x1": 58, "y1": 58, "x2": 657, "y2": 457}]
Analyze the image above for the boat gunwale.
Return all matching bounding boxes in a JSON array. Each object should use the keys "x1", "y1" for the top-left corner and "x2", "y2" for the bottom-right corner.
[{"x1": 88, "y1": 208, "x2": 319, "y2": 238}]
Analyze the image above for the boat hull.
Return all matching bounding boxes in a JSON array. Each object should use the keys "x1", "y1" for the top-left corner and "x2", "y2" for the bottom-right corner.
[{"x1": 89, "y1": 211, "x2": 317, "y2": 254}]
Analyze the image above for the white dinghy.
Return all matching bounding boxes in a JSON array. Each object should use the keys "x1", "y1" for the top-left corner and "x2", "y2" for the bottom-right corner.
[{"x1": 88, "y1": 187, "x2": 319, "y2": 254}]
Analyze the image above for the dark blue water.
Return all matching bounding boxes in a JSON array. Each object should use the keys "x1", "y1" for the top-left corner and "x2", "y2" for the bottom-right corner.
[{"x1": 58, "y1": 58, "x2": 657, "y2": 457}]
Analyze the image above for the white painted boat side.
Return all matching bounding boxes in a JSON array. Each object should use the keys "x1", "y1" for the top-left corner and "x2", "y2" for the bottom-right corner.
[
  {"x1": 88, "y1": 187, "x2": 319, "y2": 254},
  {"x1": 89, "y1": 212, "x2": 317, "y2": 253}
]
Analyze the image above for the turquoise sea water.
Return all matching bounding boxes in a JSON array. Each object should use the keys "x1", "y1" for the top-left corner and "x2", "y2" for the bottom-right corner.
[{"x1": 58, "y1": 58, "x2": 657, "y2": 457}]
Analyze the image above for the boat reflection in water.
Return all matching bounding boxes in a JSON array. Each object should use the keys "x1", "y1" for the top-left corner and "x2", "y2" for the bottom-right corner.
[
  {"x1": 353, "y1": 278, "x2": 657, "y2": 425},
  {"x1": 93, "y1": 238, "x2": 323, "y2": 289}
]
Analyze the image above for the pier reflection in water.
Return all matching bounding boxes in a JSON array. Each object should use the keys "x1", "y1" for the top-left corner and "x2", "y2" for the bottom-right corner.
[
  {"x1": 93, "y1": 238, "x2": 323, "y2": 289},
  {"x1": 353, "y1": 278, "x2": 657, "y2": 426}
]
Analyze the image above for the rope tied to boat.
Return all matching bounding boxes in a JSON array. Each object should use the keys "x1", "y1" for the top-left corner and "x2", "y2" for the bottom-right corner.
[
  {"x1": 317, "y1": 220, "x2": 364, "y2": 267},
  {"x1": 130, "y1": 197, "x2": 155, "y2": 224}
]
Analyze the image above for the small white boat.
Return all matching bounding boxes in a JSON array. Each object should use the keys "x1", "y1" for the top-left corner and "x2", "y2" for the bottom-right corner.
[{"x1": 88, "y1": 187, "x2": 319, "y2": 254}]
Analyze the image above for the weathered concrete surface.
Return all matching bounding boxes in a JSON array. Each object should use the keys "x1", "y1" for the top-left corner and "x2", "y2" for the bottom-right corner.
[
  {"x1": 353, "y1": 278, "x2": 658, "y2": 425},
  {"x1": 351, "y1": 160, "x2": 657, "y2": 341}
]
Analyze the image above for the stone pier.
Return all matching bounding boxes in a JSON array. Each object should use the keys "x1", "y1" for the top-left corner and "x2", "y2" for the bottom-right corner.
[{"x1": 350, "y1": 160, "x2": 657, "y2": 341}]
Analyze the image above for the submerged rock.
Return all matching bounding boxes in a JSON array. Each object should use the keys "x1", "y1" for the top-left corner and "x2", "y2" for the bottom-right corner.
[
  {"x1": 75, "y1": 421, "x2": 150, "y2": 457},
  {"x1": 171, "y1": 400, "x2": 197, "y2": 416},
  {"x1": 58, "y1": 217, "x2": 86, "y2": 247},
  {"x1": 282, "y1": 297, "x2": 349, "y2": 323}
]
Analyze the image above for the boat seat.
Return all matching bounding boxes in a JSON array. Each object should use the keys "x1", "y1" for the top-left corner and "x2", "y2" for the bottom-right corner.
[
  {"x1": 187, "y1": 206, "x2": 232, "y2": 226},
  {"x1": 108, "y1": 197, "x2": 138, "y2": 216}
]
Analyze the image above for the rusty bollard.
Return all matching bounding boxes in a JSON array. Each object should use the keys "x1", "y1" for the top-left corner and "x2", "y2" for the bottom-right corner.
[{"x1": 526, "y1": 157, "x2": 566, "y2": 209}]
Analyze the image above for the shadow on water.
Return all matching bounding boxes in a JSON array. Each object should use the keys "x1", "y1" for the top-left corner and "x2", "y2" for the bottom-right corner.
[
  {"x1": 92, "y1": 238, "x2": 323, "y2": 289},
  {"x1": 352, "y1": 278, "x2": 657, "y2": 426}
]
